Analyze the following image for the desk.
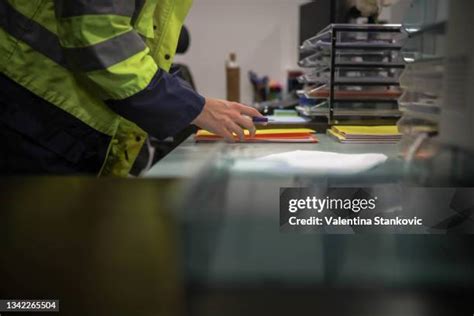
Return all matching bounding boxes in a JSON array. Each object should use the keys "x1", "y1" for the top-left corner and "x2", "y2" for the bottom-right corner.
[
  {"x1": 143, "y1": 134, "x2": 473, "y2": 294},
  {"x1": 144, "y1": 133, "x2": 424, "y2": 285}
]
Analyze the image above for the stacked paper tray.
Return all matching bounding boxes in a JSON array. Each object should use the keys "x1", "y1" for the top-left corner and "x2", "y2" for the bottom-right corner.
[
  {"x1": 298, "y1": 24, "x2": 404, "y2": 124},
  {"x1": 402, "y1": 0, "x2": 448, "y2": 62},
  {"x1": 299, "y1": 24, "x2": 405, "y2": 87},
  {"x1": 299, "y1": 51, "x2": 404, "y2": 69},
  {"x1": 396, "y1": 0, "x2": 448, "y2": 161},
  {"x1": 296, "y1": 86, "x2": 402, "y2": 120},
  {"x1": 300, "y1": 24, "x2": 404, "y2": 53},
  {"x1": 301, "y1": 68, "x2": 404, "y2": 86},
  {"x1": 398, "y1": 57, "x2": 444, "y2": 122}
]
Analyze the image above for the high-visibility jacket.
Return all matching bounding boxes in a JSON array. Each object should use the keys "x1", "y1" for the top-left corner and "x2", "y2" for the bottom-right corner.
[{"x1": 0, "y1": 0, "x2": 203, "y2": 176}]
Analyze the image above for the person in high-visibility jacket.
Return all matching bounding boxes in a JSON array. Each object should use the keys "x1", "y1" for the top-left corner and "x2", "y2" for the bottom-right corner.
[{"x1": 0, "y1": 0, "x2": 262, "y2": 176}]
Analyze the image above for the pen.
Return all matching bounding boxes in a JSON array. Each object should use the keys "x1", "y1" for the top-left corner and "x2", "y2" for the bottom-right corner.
[{"x1": 252, "y1": 117, "x2": 270, "y2": 123}]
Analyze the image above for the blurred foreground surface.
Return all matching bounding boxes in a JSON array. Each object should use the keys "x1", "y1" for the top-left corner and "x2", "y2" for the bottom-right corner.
[{"x1": 0, "y1": 177, "x2": 473, "y2": 316}]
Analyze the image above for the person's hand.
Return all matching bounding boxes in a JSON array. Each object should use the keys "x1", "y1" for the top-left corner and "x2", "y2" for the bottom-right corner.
[{"x1": 192, "y1": 98, "x2": 264, "y2": 142}]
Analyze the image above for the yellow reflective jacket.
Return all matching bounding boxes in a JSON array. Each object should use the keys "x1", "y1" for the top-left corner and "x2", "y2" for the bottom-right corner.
[{"x1": 0, "y1": 0, "x2": 193, "y2": 176}]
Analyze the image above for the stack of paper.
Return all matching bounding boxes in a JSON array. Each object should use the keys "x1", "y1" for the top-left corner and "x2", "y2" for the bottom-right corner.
[
  {"x1": 328, "y1": 126, "x2": 401, "y2": 144},
  {"x1": 195, "y1": 128, "x2": 318, "y2": 143}
]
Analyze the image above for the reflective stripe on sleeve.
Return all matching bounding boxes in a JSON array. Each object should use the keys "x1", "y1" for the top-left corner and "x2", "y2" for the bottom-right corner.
[
  {"x1": 63, "y1": 30, "x2": 147, "y2": 72},
  {"x1": 1, "y1": 1, "x2": 147, "y2": 72}
]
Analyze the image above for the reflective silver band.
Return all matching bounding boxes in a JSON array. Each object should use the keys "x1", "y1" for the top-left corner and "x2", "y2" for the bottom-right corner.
[
  {"x1": 63, "y1": 30, "x2": 147, "y2": 72},
  {"x1": 1, "y1": 1, "x2": 146, "y2": 72}
]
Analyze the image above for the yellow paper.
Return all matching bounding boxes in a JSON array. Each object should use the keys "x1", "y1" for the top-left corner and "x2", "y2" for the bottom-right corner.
[
  {"x1": 196, "y1": 128, "x2": 315, "y2": 137},
  {"x1": 332, "y1": 126, "x2": 401, "y2": 136}
]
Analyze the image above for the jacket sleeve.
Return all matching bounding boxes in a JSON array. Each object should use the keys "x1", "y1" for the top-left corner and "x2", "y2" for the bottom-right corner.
[
  {"x1": 53, "y1": 0, "x2": 204, "y2": 139},
  {"x1": 105, "y1": 70, "x2": 205, "y2": 140}
]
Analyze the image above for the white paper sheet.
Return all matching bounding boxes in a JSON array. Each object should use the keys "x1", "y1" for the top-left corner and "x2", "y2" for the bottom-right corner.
[{"x1": 232, "y1": 150, "x2": 388, "y2": 175}]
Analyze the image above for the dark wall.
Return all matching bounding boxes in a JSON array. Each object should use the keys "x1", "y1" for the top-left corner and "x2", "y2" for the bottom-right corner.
[
  {"x1": 299, "y1": 0, "x2": 333, "y2": 48},
  {"x1": 299, "y1": 0, "x2": 347, "y2": 59}
]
